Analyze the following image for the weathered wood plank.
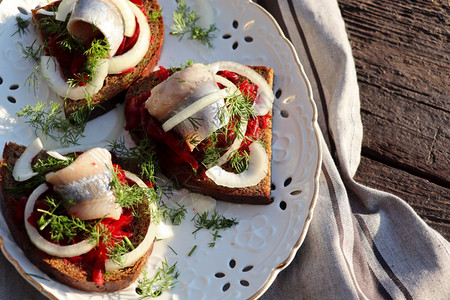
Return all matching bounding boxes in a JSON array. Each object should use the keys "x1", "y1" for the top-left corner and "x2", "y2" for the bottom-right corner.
[
  {"x1": 337, "y1": 0, "x2": 449, "y2": 238},
  {"x1": 355, "y1": 156, "x2": 450, "y2": 240},
  {"x1": 338, "y1": 0, "x2": 449, "y2": 183}
]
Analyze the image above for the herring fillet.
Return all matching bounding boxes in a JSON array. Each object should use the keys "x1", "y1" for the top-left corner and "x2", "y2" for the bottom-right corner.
[
  {"x1": 67, "y1": 0, "x2": 125, "y2": 56},
  {"x1": 145, "y1": 63, "x2": 229, "y2": 150},
  {"x1": 45, "y1": 148, "x2": 121, "y2": 220}
]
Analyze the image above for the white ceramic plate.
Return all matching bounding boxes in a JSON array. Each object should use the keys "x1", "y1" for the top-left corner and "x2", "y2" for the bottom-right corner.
[{"x1": 0, "y1": 0, "x2": 322, "y2": 299}]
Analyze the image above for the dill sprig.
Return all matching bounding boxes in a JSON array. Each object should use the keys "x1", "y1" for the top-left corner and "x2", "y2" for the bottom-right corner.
[
  {"x1": 38, "y1": 13, "x2": 109, "y2": 87},
  {"x1": 169, "y1": 59, "x2": 195, "y2": 74},
  {"x1": 37, "y1": 196, "x2": 93, "y2": 243},
  {"x1": 113, "y1": 181, "x2": 158, "y2": 219},
  {"x1": 229, "y1": 149, "x2": 250, "y2": 174},
  {"x1": 148, "y1": 8, "x2": 162, "y2": 22},
  {"x1": 107, "y1": 236, "x2": 135, "y2": 267},
  {"x1": 171, "y1": 0, "x2": 217, "y2": 48},
  {"x1": 17, "y1": 40, "x2": 44, "y2": 92},
  {"x1": 198, "y1": 91, "x2": 256, "y2": 171},
  {"x1": 5, "y1": 153, "x2": 75, "y2": 194},
  {"x1": 136, "y1": 259, "x2": 179, "y2": 298},
  {"x1": 109, "y1": 137, "x2": 159, "y2": 184},
  {"x1": 161, "y1": 203, "x2": 187, "y2": 226},
  {"x1": 192, "y1": 210, "x2": 238, "y2": 247},
  {"x1": 16, "y1": 100, "x2": 92, "y2": 147},
  {"x1": 12, "y1": 16, "x2": 30, "y2": 37},
  {"x1": 199, "y1": 130, "x2": 228, "y2": 169}
]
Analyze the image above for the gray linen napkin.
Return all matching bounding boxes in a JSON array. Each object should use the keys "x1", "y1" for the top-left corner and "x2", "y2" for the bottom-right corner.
[{"x1": 257, "y1": 0, "x2": 450, "y2": 299}]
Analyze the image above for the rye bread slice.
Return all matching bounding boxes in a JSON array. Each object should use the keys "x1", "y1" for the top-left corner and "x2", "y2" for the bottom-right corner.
[
  {"x1": 0, "y1": 142, "x2": 154, "y2": 292},
  {"x1": 31, "y1": 0, "x2": 164, "y2": 121},
  {"x1": 124, "y1": 66, "x2": 274, "y2": 205}
]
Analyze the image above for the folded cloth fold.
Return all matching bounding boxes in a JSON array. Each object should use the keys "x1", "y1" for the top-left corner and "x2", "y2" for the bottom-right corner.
[{"x1": 257, "y1": 0, "x2": 450, "y2": 299}]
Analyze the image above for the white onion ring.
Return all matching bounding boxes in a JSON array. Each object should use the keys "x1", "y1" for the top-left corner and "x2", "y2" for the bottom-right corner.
[
  {"x1": 213, "y1": 74, "x2": 240, "y2": 94},
  {"x1": 108, "y1": 2, "x2": 151, "y2": 74},
  {"x1": 162, "y1": 89, "x2": 228, "y2": 132},
  {"x1": 105, "y1": 170, "x2": 158, "y2": 271},
  {"x1": 12, "y1": 137, "x2": 43, "y2": 182},
  {"x1": 24, "y1": 183, "x2": 95, "y2": 257},
  {"x1": 205, "y1": 142, "x2": 269, "y2": 187},
  {"x1": 46, "y1": 151, "x2": 69, "y2": 161},
  {"x1": 55, "y1": 0, "x2": 77, "y2": 21},
  {"x1": 208, "y1": 61, "x2": 274, "y2": 116},
  {"x1": 105, "y1": 222, "x2": 156, "y2": 271},
  {"x1": 36, "y1": 8, "x2": 56, "y2": 16},
  {"x1": 40, "y1": 56, "x2": 109, "y2": 100},
  {"x1": 216, "y1": 118, "x2": 248, "y2": 166},
  {"x1": 109, "y1": 0, "x2": 137, "y2": 37}
]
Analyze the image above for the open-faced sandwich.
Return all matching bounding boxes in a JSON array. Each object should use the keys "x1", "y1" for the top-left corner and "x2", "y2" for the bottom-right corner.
[
  {"x1": 31, "y1": 0, "x2": 164, "y2": 120},
  {"x1": 124, "y1": 61, "x2": 275, "y2": 204},
  {"x1": 0, "y1": 139, "x2": 161, "y2": 292}
]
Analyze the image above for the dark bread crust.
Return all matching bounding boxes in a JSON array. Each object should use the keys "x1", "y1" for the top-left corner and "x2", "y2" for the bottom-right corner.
[
  {"x1": 125, "y1": 66, "x2": 274, "y2": 205},
  {"x1": 31, "y1": 0, "x2": 164, "y2": 121},
  {"x1": 0, "y1": 142, "x2": 154, "y2": 292}
]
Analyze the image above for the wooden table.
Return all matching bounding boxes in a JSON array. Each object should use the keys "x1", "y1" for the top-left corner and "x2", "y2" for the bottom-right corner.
[{"x1": 337, "y1": 0, "x2": 449, "y2": 240}]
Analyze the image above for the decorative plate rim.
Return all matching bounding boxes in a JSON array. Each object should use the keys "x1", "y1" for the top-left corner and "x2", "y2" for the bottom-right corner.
[{"x1": 244, "y1": 1, "x2": 322, "y2": 298}]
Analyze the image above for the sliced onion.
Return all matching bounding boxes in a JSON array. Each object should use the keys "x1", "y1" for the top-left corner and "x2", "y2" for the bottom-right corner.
[
  {"x1": 109, "y1": 0, "x2": 136, "y2": 37},
  {"x1": 105, "y1": 170, "x2": 159, "y2": 272},
  {"x1": 205, "y1": 142, "x2": 269, "y2": 188},
  {"x1": 216, "y1": 119, "x2": 248, "y2": 166},
  {"x1": 208, "y1": 61, "x2": 274, "y2": 116},
  {"x1": 24, "y1": 183, "x2": 95, "y2": 257},
  {"x1": 40, "y1": 56, "x2": 109, "y2": 100},
  {"x1": 46, "y1": 151, "x2": 69, "y2": 161},
  {"x1": 213, "y1": 75, "x2": 240, "y2": 94},
  {"x1": 123, "y1": 170, "x2": 147, "y2": 188},
  {"x1": 105, "y1": 222, "x2": 156, "y2": 272},
  {"x1": 12, "y1": 137, "x2": 43, "y2": 182},
  {"x1": 55, "y1": 0, "x2": 77, "y2": 21},
  {"x1": 36, "y1": 8, "x2": 56, "y2": 16},
  {"x1": 108, "y1": 2, "x2": 151, "y2": 74},
  {"x1": 162, "y1": 89, "x2": 228, "y2": 132}
]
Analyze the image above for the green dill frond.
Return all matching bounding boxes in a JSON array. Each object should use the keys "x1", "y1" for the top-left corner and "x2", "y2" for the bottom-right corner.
[
  {"x1": 12, "y1": 16, "x2": 30, "y2": 37},
  {"x1": 37, "y1": 195, "x2": 94, "y2": 243},
  {"x1": 107, "y1": 236, "x2": 135, "y2": 267},
  {"x1": 170, "y1": 0, "x2": 217, "y2": 48},
  {"x1": 161, "y1": 203, "x2": 187, "y2": 226},
  {"x1": 5, "y1": 153, "x2": 75, "y2": 194},
  {"x1": 17, "y1": 40, "x2": 45, "y2": 92},
  {"x1": 192, "y1": 210, "x2": 238, "y2": 247},
  {"x1": 109, "y1": 137, "x2": 160, "y2": 184},
  {"x1": 148, "y1": 8, "x2": 162, "y2": 22},
  {"x1": 169, "y1": 59, "x2": 194, "y2": 73},
  {"x1": 196, "y1": 89, "x2": 257, "y2": 171},
  {"x1": 83, "y1": 38, "x2": 109, "y2": 73},
  {"x1": 229, "y1": 149, "x2": 250, "y2": 173},
  {"x1": 16, "y1": 100, "x2": 91, "y2": 147},
  {"x1": 136, "y1": 259, "x2": 179, "y2": 298},
  {"x1": 38, "y1": 14, "x2": 68, "y2": 41}
]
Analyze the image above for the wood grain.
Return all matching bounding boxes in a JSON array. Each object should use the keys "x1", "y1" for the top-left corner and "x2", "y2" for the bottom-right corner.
[{"x1": 337, "y1": 0, "x2": 449, "y2": 239}]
